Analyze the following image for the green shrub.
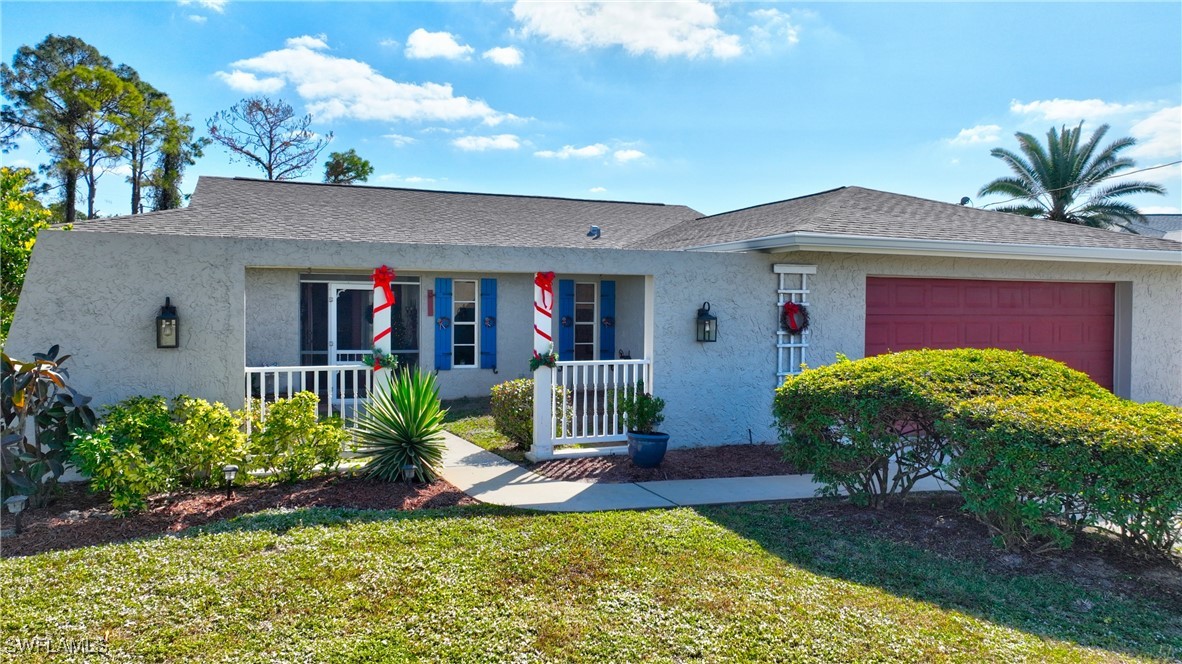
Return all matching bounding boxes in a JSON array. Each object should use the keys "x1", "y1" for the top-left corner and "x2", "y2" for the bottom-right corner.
[
  {"x1": 249, "y1": 392, "x2": 347, "y2": 483},
  {"x1": 774, "y1": 349, "x2": 1112, "y2": 507},
  {"x1": 68, "y1": 395, "x2": 249, "y2": 512},
  {"x1": 353, "y1": 368, "x2": 446, "y2": 482},
  {"x1": 171, "y1": 395, "x2": 248, "y2": 487},
  {"x1": 2, "y1": 347, "x2": 97, "y2": 506},
  {"x1": 947, "y1": 396, "x2": 1182, "y2": 554},
  {"x1": 489, "y1": 379, "x2": 573, "y2": 448},
  {"x1": 619, "y1": 380, "x2": 665, "y2": 434},
  {"x1": 490, "y1": 379, "x2": 534, "y2": 448}
]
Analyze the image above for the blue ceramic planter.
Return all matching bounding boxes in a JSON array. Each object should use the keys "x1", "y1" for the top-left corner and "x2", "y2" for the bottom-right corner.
[{"x1": 627, "y1": 431, "x2": 670, "y2": 468}]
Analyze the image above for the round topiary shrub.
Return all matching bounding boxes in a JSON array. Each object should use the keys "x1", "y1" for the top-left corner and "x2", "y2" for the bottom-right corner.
[
  {"x1": 774, "y1": 349, "x2": 1113, "y2": 507},
  {"x1": 947, "y1": 395, "x2": 1182, "y2": 555},
  {"x1": 490, "y1": 378, "x2": 535, "y2": 449}
]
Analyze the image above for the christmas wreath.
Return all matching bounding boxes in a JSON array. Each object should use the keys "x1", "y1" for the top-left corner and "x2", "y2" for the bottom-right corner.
[
  {"x1": 363, "y1": 347, "x2": 399, "y2": 371},
  {"x1": 530, "y1": 346, "x2": 558, "y2": 371},
  {"x1": 781, "y1": 301, "x2": 810, "y2": 334}
]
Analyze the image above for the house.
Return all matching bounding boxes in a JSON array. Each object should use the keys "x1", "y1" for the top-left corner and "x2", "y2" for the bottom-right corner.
[
  {"x1": 1127, "y1": 214, "x2": 1182, "y2": 242},
  {"x1": 6, "y1": 177, "x2": 1180, "y2": 460}
]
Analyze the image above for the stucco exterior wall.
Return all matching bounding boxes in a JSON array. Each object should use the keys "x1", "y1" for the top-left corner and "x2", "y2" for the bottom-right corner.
[
  {"x1": 774, "y1": 251, "x2": 1182, "y2": 405},
  {"x1": 8, "y1": 232, "x2": 776, "y2": 447},
  {"x1": 244, "y1": 268, "x2": 300, "y2": 367},
  {"x1": 7, "y1": 230, "x2": 1178, "y2": 454}
]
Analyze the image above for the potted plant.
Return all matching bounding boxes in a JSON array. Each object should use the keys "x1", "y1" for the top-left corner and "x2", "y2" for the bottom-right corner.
[{"x1": 620, "y1": 380, "x2": 668, "y2": 468}]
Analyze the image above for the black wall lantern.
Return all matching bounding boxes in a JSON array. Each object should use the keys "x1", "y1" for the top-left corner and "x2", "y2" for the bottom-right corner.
[
  {"x1": 156, "y1": 297, "x2": 179, "y2": 348},
  {"x1": 696, "y1": 301, "x2": 718, "y2": 342}
]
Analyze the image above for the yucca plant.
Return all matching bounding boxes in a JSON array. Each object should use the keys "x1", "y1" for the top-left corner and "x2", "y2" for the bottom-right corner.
[{"x1": 353, "y1": 367, "x2": 447, "y2": 482}]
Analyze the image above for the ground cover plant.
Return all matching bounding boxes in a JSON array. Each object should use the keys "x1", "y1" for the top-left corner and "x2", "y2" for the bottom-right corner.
[{"x1": 2, "y1": 502, "x2": 1178, "y2": 662}]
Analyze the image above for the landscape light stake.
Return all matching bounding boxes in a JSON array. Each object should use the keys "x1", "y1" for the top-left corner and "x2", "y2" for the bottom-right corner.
[
  {"x1": 222, "y1": 464, "x2": 239, "y2": 499},
  {"x1": 5, "y1": 495, "x2": 28, "y2": 535}
]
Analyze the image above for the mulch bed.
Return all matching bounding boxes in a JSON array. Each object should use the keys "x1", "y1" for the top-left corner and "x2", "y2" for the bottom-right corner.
[
  {"x1": 785, "y1": 492, "x2": 1182, "y2": 612},
  {"x1": 0, "y1": 476, "x2": 478, "y2": 559},
  {"x1": 529, "y1": 444, "x2": 800, "y2": 483}
]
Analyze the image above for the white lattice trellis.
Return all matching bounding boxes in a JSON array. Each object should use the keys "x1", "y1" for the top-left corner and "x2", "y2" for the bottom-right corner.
[{"x1": 775, "y1": 264, "x2": 816, "y2": 384}]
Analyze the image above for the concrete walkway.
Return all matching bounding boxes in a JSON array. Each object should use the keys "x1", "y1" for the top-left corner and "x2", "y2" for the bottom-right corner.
[{"x1": 439, "y1": 432, "x2": 952, "y2": 512}]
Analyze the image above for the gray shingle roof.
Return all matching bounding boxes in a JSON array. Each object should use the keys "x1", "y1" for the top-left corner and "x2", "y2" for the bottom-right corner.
[
  {"x1": 1126, "y1": 214, "x2": 1182, "y2": 239},
  {"x1": 635, "y1": 186, "x2": 1182, "y2": 252},
  {"x1": 68, "y1": 177, "x2": 703, "y2": 250}
]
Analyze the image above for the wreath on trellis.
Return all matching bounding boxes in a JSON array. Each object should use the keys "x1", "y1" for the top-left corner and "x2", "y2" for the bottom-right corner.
[
  {"x1": 529, "y1": 346, "x2": 558, "y2": 371},
  {"x1": 781, "y1": 301, "x2": 810, "y2": 335}
]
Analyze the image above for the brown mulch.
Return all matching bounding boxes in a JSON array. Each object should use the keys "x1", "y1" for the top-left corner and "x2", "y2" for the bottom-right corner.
[
  {"x1": 0, "y1": 475, "x2": 478, "y2": 559},
  {"x1": 529, "y1": 443, "x2": 799, "y2": 483},
  {"x1": 783, "y1": 492, "x2": 1182, "y2": 611}
]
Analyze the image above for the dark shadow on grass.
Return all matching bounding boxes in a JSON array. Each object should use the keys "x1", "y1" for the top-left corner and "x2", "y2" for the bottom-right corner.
[
  {"x1": 695, "y1": 496, "x2": 1182, "y2": 661},
  {"x1": 180, "y1": 503, "x2": 524, "y2": 538}
]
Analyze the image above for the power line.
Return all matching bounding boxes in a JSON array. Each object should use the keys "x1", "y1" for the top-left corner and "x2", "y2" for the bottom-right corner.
[{"x1": 975, "y1": 159, "x2": 1182, "y2": 209}]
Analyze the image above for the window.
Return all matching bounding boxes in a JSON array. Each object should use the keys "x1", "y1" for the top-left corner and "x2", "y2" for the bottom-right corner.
[
  {"x1": 453, "y1": 279, "x2": 478, "y2": 367},
  {"x1": 574, "y1": 282, "x2": 596, "y2": 361}
]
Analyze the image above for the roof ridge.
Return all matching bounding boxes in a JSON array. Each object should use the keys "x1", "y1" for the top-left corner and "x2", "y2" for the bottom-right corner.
[
  {"x1": 208, "y1": 176, "x2": 674, "y2": 208},
  {"x1": 52, "y1": 206, "x2": 194, "y2": 228},
  {"x1": 694, "y1": 186, "x2": 848, "y2": 221}
]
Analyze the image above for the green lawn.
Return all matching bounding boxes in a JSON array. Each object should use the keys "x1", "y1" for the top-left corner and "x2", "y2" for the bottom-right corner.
[
  {"x1": 441, "y1": 397, "x2": 528, "y2": 465},
  {"x1": 3, "y1": 504, "x2": 1179, "y2": 662}
]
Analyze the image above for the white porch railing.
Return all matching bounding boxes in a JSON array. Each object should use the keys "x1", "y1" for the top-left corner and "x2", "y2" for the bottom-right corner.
[
  {"x1": 244, "y1": 364, "x2": 373, "y2": 433},
  {"x1": 531, "y1": 358, "x2": 652, "y2": 461}
]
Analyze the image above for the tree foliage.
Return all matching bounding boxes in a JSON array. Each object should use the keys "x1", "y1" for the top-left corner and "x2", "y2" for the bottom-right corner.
[
  {"x1": 0, "y1": 167, "x2": 54, "y2": 340},
  {"x1": 323, "y1": 148, "x2": 374, "y2": 184},
  {"x1": 1, "y1": 35, "x2": 199, "y2": 220},
  {"x1": 978, "y1": 122, "x2": 1165, "y2": 230},
  {"x1": 206, "y1": 96, "x2": 332, "y2": 181}
]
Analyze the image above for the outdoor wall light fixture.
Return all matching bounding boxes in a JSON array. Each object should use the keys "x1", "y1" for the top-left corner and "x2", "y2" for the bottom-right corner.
[
  {"x1": 5, "y1": 495, "x2": 27, "y2": 535},
  {"x1": 222, "y1": 464, "x2": 238, "y2": 499},
  {"x1": 696, "y1": 302, "x2": 718, "y2": 343},
  {"x1": 156, "y1": 297, "x2": 179, "y2": 349}
]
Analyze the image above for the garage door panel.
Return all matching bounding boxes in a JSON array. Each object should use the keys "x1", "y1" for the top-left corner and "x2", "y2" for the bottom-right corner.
[{"x1": 866, "y1": 278, "x2": 1114, "y2": 390}]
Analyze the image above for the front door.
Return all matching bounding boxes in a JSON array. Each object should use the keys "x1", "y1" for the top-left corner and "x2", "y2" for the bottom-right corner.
[{"x1": 329, "y1": 284, "x2": 373, "y2": 364}]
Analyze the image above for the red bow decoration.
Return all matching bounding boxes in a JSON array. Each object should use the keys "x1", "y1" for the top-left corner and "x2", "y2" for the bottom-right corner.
[
  {"x1": 372, "y1": 265, "x2": 396, "y2": 313},
  {"x1": 783, "y1": 302, "x2": 806, "y2": 333},
  {"x1": 534, "y1": 271, "x2": 556, "y2": 310}
]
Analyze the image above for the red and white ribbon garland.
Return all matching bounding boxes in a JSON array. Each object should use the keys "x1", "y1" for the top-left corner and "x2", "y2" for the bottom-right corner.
[
  {"x1": 372, "y1": 265, "x2": 396, "y2": 370},
  {"x1": 533, "y1": 271, "x2": 555, "y2": 354}
]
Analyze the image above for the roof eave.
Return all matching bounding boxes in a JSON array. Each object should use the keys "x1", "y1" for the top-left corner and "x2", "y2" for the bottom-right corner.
[{"x1": 684, "y1": 231, "x2": 1182, "y2": 266}]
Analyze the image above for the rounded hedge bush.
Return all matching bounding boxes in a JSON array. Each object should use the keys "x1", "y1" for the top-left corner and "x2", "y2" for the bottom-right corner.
[
  {"x1": 947, "y1": 395, "x2": 1182, "y2": 555},
  {"x1": 774, "y1": 349, "x2": 1112, "y2": 507}
]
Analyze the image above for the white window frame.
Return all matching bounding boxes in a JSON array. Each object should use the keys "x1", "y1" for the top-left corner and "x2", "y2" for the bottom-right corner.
[
  {"x1": 573, "y1": 281, "x2": 598, "y2": 361},
  {"x1": 452, "y1": 279, "x2": 479, "y2": 369}
]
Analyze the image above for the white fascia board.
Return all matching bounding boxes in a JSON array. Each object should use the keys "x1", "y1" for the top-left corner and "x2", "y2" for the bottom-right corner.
[{"x1": 688, "y1": 231, "x2": 1182, "y2": 266}]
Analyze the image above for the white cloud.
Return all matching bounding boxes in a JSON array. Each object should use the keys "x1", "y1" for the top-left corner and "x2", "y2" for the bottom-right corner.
[
  {"x1": 1139, "y1": 205, "x2": 1181, "y2": 214},
  {"x1": 187, "y1": 14, "x2": 207, "y2": 24},
  {"x1": 947, "y1": 124, "x2": 1002, "y2": 146},
  {"x1": 1009, "y1": 98, "x2": 1157, "y2": 122},
  {"x1": 613, "y1": 149, "x2": 645, "y2": 162},
  {"x1": 405, "y1": 29, "x2": 474, "y2": 60},
  {"x1": 177, "y1": 0, "x2": 226, "y2": 13},
  {"x1": 377, "y1": 173, "x2": 439, "y2": 184},
  {"x1": 378, "y1": 38, "x2": 399, "y2": 48},
  {"x1": 589, "y1": 186, "x2": 607, "y2": 193},
  {"x1": 512, "y1": 1, "x2": 741, "y2": 59},
  {"x1": 483, "y1": 46, "x2": 523, "y2": 67},
  {"x1": 214, "y1": 70, "x2": 285, "y2": 94},
  {"x1": 286, "y1": 34, "x2": 329, "y2": 50},
  {"x1": 1128, "y1": 106, "x2": 1181, "y2": 160},
  {"x1": 748, "y1": 8, "x2": 799, "y2": 47},
  {"x1": 534, "y1": 143, "x2": 608, "y2": 159},
  {"x1": 216, "y1": 36, "x2": 513, "y2": 125},
  {"x1": 452, "y1": 134, "x2": 521, "y2": 151},
  {"x1": 383, "y1": 133, "x2": 417, "y2": 147}
]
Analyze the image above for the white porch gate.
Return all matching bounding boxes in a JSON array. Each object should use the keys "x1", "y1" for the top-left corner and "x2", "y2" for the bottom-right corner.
[{"x1": 529, "y1": 358, "x2": 652, "y2": 461}]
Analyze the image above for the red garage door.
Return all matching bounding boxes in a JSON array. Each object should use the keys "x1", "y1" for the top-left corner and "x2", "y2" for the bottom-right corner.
[{"x1": 865, "y1": 277, "x2": 1115, "y2": 390}]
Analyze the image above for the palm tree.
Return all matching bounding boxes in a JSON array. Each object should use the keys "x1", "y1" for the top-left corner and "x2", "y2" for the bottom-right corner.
[{"x1": 978, "y1": 122, "x2": 1164, "y2": 230}]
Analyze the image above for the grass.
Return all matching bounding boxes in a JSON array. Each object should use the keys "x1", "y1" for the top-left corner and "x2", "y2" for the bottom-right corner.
[
  {"x1": 3, "y1": 504, "x2": 1179, "y2": 662},
  {"x1": 441, "y1": 396, "x2": 529, "y2": 465}
]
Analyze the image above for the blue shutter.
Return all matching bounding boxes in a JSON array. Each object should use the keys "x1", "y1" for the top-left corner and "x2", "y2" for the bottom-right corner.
[
  {"x1": 599, "y1": 280, "x2": 616, "y2": 360},
  {"x1": 434, "y1": 278, "x2": 453, "y2": 370},
  {"x1": 557, "y1": 279, "x2": 575, "y2": 361},
  {"x1": 480, "y1": 278, "x2": 497, "y2": 370}
]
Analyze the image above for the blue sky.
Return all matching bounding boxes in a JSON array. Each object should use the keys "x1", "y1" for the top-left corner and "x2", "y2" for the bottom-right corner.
[{"x1": 3, "y1": 1, "x2": 1180, "y2": 217}]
